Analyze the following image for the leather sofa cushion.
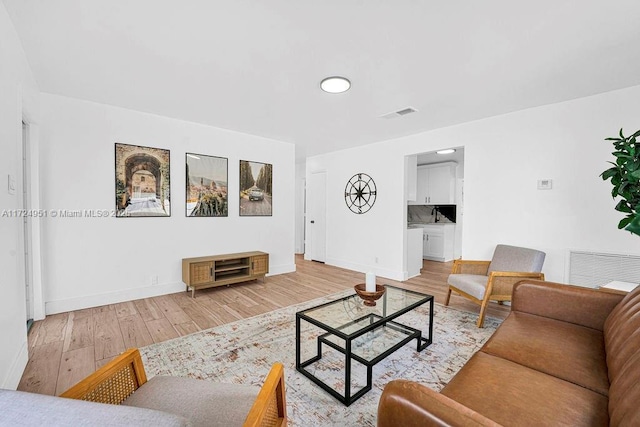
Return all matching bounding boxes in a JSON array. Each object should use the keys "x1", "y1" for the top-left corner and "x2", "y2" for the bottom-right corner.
[
  {"x1": 481, "y1": 311, "x2": 609, "y2": 396},
  {"x1": 603, "y1": 288, "x2": 640, "y2": 381},
  {"x1": 603, "y1": 286, "x2": 640, "y2": 425},
  {"x1": 441, "y1": 352, "x2": 609, "y2": 427},
  {"x1": 123, "y1": 375, "x2": 259, "y2": 427}
]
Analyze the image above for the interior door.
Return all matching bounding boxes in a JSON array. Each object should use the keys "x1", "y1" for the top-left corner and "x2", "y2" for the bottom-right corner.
[{"x1": 307, "y1": 172, "x2": 326, "y2": 262}]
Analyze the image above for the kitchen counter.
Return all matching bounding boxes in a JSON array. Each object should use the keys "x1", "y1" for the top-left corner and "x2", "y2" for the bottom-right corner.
[{"x1": 408, "y1": 222, "x2": 455, "y2": 228}]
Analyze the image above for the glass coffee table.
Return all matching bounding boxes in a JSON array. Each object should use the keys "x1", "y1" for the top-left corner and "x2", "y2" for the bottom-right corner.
[{"x1": 295, "y1": 285, "x2": 434, "y2": 406}]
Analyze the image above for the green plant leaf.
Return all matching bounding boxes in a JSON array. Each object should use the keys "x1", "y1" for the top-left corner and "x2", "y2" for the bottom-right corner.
[
  {"x1": 601, "y1": 168, "x2": 618, "y2": 180},
  {"x1": 625, "y1": 215, "x2": 640, "y2": 236},
  {"x1": 618, "y1": 216, "x2": 633, "y2": 229},
  {"x1": 605, "y1": 129, "x2": 640, "y2": 237},
  {"x1": 615, "y1": 200, "x2": 632, "y2": 213}
]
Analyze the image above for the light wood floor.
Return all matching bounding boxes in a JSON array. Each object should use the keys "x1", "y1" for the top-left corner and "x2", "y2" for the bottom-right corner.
[{"x1": 18, "y1": 255, "x2": 509, "y2": 396}]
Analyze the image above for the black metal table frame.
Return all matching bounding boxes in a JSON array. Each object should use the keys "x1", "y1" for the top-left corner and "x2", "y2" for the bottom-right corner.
[{"x1": 295, "y1": 286, "x2": 434, "y2": 406}]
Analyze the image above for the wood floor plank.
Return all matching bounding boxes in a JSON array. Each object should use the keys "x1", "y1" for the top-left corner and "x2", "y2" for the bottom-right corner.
[
  {"x1": 134, "y1": 298, "x2": 164, "y2": 322},
  {"x1": 19, "y1": 256, "x2": 510, "y2": 396},
  {"x1": 113, "y1": 301, "x2": 138, "y2": 319},
  {"x1": 146, "y1": 318, "x2": 179, "y2": 343},
  {"x1": 93, "y1": 310, "x2": 126, "y2": 360},
  {"x1": 62, "y1": 311, "x2": 94, "y2": 352},
  {"x1": 174, "y1": 321, "x2": 201, "y2": 336},
  {"x1": 119, "y1": 314, "x2": 154, "y2": 349},
  {"x1": 33, "y1": 313, "x2": 68, "y2": 346},
  {"x1": 18, "y1": 341, "x2": 63, "y2": 395},
  {"x1": 55, "y1": 346, "x2": 96, "y2": 395}
]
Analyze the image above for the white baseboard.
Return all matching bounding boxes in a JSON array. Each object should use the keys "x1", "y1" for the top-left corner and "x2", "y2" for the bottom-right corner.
[
  {"x1": 2, "y1": 341, "x2": 28, "y2": 390},
  {"x1": 45, "y1": 264, "x2": 297, "y2": 315},
  {"x1": 268, "y1": 263, "x2": 296, "y2": 276},
  {"x1": 45, "y1": 282, "x2": 187, "y2": 315},
  {"x1": 325, "y1": 258, "x2": 404, "y2": 282}
]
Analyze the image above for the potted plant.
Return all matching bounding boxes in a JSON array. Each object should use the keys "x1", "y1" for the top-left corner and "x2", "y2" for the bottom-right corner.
[{"x1": 601, "y1": 129, "x2": 640, "y2": 236}]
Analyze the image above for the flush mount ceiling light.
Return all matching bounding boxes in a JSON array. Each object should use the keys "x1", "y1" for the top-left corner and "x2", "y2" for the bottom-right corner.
[
  {"x1": 320, "y1": 76, "x2": 351, "y2": 93},
  {"x1": 436, "y1": 149, "x2": 456, "y2": 155}
]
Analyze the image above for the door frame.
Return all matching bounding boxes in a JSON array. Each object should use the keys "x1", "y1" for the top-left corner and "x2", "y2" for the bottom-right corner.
[
  {"x1": 20, "y1": 116, "x2": 45, "y2": 321},
  {"x1": 304, "y1": 171, "x2": 327, "y2": 263}
]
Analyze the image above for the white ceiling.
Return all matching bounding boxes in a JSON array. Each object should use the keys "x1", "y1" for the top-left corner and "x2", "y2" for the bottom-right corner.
[{"x1": 4, "y1": 1, "x2": 640, "y2": 160}]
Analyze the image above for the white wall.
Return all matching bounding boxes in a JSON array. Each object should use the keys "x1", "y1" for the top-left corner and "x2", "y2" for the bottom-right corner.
[
  {"x1": 39, "y1": 94, "x2": 296, "y2": 314},
  {"x1": 294, "y1": 161, "x2": 305, "y2": 254},
  {"x1": 0, "y1": 3, "x2": 40, "y2": 388},
  {"x1": 306, "y1": 85, "x2": 640, "y2": 283}
]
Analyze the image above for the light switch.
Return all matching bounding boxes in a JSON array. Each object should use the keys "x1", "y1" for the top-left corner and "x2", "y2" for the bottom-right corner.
[{"x1": 8, "y1": 174, "x2": 16, "y2": 195}]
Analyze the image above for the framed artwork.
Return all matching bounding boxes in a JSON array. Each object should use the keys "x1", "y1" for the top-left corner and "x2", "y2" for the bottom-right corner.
[
  {"x1": 186, "y1": 153, "x2": 228, "y2": 217},
  {"x1": 115, "y1": 143, "x2": 171, "y2": 217},
  {"x1": 239, "y1": 160, "x2": 272, "y2": 216}
]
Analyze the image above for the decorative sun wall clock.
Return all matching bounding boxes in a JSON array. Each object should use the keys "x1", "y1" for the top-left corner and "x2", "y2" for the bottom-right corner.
[{"x1": 344, "y1": 173, "x2": 377, "y2": 214}]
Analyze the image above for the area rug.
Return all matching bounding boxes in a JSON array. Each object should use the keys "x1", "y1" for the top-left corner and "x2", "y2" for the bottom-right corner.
[{"x1": 140, "y1": 290, "x2": 502, "y2": 426}]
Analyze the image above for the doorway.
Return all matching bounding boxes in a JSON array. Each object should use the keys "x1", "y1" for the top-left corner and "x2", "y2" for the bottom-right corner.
[
  {"x1": 405, "y1": 147, "x2": 465, "y2": 265},
  {"x1": 306, "y1": 171, "x2": 327, "y2": 263}
]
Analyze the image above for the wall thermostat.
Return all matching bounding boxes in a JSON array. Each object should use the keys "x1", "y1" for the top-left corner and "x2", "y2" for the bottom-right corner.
[{"x1": 537, "y1": 179, "x2": 553, "y2": 190}]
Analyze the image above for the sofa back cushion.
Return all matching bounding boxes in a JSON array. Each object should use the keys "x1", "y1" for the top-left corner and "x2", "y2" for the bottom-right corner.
[
  {"x1": 603, "y1": 285, "x2": 640, "y2": 425},
  {"x1": 487, "y1": 245, "x2": 545, "y2": 275}
]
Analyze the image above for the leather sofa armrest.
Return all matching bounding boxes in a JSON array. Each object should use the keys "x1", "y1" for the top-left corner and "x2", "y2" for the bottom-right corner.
[
  {"x1": 377, "y1": 380, "x2": 502, "y2": 427},
  {"x1": 511, "y1": 280, "x2": 625, "y2": 331}
]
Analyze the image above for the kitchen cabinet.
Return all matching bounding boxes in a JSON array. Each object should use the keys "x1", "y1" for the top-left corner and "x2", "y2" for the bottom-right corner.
[
  {"x1": 422, "y1": 224, "x2": 455, "y2": 262},
  {"x1": 410, "y1": 163, "x2": 456, "y2": 205}
]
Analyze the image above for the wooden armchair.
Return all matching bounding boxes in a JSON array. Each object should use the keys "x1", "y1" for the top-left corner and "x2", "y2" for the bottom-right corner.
[
  {"x1": 445, "y1": 244, "x2": 545, "y2": 327},
  {"x1": 61, "y1": 348, "x2": 287, "y2": 427}
]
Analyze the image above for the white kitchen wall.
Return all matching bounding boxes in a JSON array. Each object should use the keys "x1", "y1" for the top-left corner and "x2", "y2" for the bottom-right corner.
[
  {"x1": 0, "y1": 3, "x2": 40, "y2": 388},
  {"x1": 39, "y1": 94, "x2": 296, "y2": 314},
  {"x1": 306, "y1": 85, "x2": 640, "y2": 283}
]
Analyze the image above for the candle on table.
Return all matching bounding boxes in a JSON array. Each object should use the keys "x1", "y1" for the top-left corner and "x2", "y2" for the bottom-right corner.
[{"x1": 365, "y1": 272, "x2": 376, "y2": 292}]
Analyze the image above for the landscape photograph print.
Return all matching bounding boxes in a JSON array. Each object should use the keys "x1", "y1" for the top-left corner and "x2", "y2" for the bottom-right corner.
[
  {"x1": 186, "y1": 153, "x2": 228, "y2": 217},
  {"x1": 239, "y1": 160, "x2": 272, "y2": 216},
  {"x1": 115, "y1": 143, "x2": 171, "y2": 217}
]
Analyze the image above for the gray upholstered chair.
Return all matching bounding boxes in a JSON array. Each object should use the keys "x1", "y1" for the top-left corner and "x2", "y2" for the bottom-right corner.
[
  {"x1": 444, "y1": 244, "x2": 545, "y2": 327},
  {"x1": 61, "y1": 348, "x2": 287, "y2": 427}
]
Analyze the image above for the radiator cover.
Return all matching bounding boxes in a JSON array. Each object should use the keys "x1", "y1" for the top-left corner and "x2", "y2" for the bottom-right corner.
[{"x1": 568, "y1": 251, "x2": 640, "y2": 288}]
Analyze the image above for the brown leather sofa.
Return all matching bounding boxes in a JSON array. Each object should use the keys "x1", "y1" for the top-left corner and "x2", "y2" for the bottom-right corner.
[{"x1": 378, "y1": 280, "x2": 640, "y2": 426}]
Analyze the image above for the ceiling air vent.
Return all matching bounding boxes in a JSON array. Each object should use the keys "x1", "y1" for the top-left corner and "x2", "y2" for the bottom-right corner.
[{"x1": 379, "y1": 107, "x2": 418, "y2": 120}]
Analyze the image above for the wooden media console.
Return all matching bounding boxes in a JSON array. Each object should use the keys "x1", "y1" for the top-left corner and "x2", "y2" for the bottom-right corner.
[{"x1": 181, "y1": 251, "x2": 269, "y2": 297}]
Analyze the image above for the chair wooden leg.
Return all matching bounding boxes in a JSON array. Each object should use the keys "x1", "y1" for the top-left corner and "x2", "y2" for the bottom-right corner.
[
  {"x1": 444, "y1": 287, "x2": 452, "y2": 306},
  {"x1": 477, "y1": 301, "x2": 488, "y2": 328}
]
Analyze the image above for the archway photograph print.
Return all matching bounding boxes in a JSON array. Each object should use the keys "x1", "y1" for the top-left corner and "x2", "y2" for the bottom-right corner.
[
  {"x1": 115, "y1": 143, "x2": 171, "y2": 217},
  {"x1": 186, "y1": 153, "x2": 228, "y2": 217},
  {"x1": 239, "y1": 160, "x2": 272, "y2": 216}
]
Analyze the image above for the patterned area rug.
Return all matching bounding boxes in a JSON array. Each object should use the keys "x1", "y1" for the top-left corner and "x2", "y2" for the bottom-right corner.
[{"x1": 141, "y1": 290, "x2": 502, "y2": 426}]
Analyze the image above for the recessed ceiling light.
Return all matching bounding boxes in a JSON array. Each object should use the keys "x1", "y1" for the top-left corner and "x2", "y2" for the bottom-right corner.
[
  {"x1": 320, "y1": 76, "x2": 351, "y2": 94},
  {"x1": 436, "y1": 149, "x2": 456, "y2": 155}
]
